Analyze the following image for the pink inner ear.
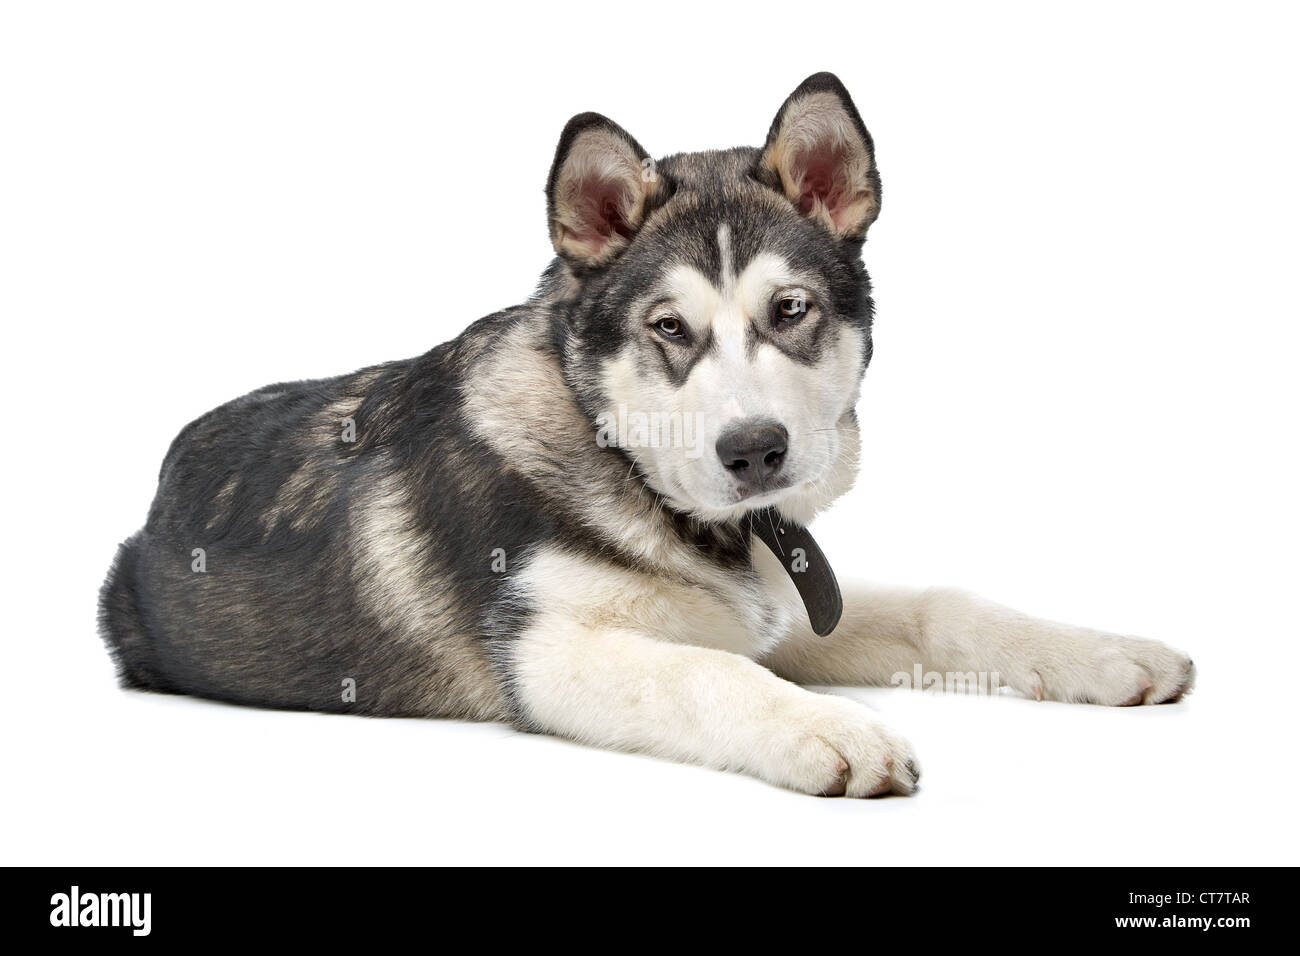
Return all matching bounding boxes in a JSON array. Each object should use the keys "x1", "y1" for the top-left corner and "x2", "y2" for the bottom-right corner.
[
  {"x1": 570, "y1": 175, "x2": 634, "y2": 247},
  {"x1": 794, "y1": 145, "x2": 853, "y2": 228}
]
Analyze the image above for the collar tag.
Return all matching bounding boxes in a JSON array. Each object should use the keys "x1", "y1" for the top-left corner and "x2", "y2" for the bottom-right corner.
[{"x1": 750, "y1": 507, "x2": 843, "y2": 636}]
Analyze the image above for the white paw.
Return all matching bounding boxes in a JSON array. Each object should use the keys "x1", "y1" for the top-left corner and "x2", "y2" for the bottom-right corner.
[
  {"x1": 757, "y1": 693, "x2": 919, "y2": 797},
  {"x1": 1007, "y1": 631, "x2": 1195, "y2": 706}
]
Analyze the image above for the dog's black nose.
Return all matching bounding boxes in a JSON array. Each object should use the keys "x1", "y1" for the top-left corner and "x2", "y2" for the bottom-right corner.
[{"x1": 716, "y1": 419, "x2": 788, "y2": 487}]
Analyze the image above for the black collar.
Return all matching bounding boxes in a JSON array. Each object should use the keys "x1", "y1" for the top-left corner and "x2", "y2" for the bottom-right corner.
[{"x1": 750, "y1": 507, "x2": 843, "y2": 636}]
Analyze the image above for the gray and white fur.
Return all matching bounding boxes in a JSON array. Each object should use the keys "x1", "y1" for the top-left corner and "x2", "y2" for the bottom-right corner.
[{"x1": 100, "y1": 73, "x2": 1195, "y2": 796}]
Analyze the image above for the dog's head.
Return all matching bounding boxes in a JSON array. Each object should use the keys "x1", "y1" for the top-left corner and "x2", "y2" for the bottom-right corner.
[{"x1": 548, "y1": 73, "x2": 879, "y2": 525}]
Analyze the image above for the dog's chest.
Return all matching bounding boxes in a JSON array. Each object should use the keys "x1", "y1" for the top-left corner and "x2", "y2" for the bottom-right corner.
[{"x1": 516, "y1": 538, "x2": 804, "y2": 659}]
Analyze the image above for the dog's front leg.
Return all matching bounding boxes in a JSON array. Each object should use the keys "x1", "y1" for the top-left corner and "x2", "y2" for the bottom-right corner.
[
  {"x1": 508, "y1": 620, "x2": 920, "y2": 796},
  {"x1": 762, "y1": 585, "x2": 1196, "y2": 705}
]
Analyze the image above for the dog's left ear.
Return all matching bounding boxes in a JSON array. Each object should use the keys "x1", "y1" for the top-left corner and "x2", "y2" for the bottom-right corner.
[
  {"x1": 757, "y1": 72, "x2": 880, "y2": 239},
  {"x1": 546, "y1": 112, "x2": 664, "y2": 268}
]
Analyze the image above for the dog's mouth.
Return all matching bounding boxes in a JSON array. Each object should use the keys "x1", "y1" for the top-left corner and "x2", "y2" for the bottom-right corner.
[
  {"x1": 655, "y1": 467, "x2": 800, "y2": 518},
  {"x1": 728, "y1": 475, "x2": 797, "y2": 503}
]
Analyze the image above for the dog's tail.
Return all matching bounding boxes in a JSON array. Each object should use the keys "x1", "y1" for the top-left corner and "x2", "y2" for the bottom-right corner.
[{"x1": 98, "y1": 535, "x2": 173, "y2": 692}]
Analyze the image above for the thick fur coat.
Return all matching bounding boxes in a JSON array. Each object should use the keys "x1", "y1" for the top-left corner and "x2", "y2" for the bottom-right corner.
[{"x1": 101, "y1": 74, "x2": 1194, "y2": 796}]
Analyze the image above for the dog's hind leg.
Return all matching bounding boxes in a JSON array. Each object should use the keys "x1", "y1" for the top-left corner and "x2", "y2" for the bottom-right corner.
[
  {"x1": 506, "y1": 617, "x2": 920, "y2": 797},
  {"x1": 761, "y1": 585, "x2": 1195, "y2": 706},
  {"x1": 97, "y1": 534, "x2": 176, "y2": 693}
]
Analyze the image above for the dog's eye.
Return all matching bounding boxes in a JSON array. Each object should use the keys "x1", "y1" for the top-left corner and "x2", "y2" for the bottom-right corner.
[
  {"x1": 774, "y1": 295, "x2": 808, "y2": 326},
  {"x1": 653, "y1": 315, "x2": 686, "y2": 340}
]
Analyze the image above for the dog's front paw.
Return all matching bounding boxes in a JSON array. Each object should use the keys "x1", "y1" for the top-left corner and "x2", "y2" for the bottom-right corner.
[
  {"x1": 758, "y1": 694, "x2": 920, "y2": 797},
  {"x1": 1009, "y1": 631, "x2": 1195, "y2": 706}
]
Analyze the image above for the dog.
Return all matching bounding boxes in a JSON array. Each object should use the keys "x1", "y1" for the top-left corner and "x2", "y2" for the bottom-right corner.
[{"x1": 100, "y1": 73, "x2": 1195, "y2": 797}]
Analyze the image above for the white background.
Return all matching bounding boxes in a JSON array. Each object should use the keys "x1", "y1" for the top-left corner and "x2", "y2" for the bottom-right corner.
[{"x1": 2, "y1": 1, "x2": 1297, "y2": 865}]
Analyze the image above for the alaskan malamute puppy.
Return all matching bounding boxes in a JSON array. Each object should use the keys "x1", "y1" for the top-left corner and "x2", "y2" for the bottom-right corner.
[{"x1": 101, "y1": 73, "x2": 1194, "y2": 796}]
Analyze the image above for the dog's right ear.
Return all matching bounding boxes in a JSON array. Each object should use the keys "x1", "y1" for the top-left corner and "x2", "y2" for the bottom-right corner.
[{"x1": 546, "y1": 113, "x2": 663, "y2": 269}]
